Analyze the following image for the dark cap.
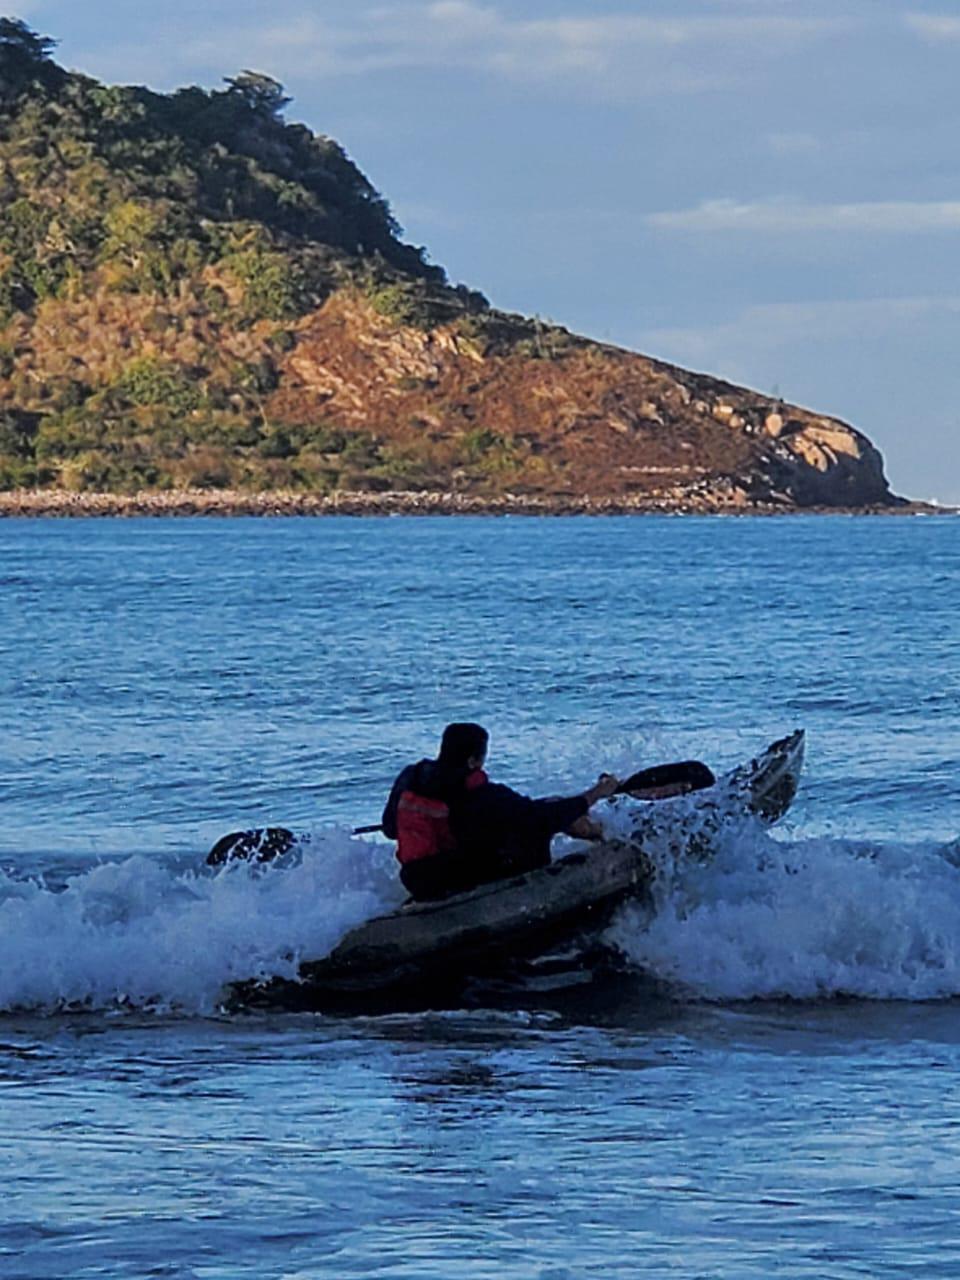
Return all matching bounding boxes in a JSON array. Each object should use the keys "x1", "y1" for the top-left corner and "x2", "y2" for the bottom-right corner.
[{"x1": 438, "y1": 722, "x2": 489, "y2": 768}]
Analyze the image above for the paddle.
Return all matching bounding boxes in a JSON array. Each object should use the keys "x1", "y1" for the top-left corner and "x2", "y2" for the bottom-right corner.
[{"x1": 205, "y1": 757, "x2": 716, "y2": 867}]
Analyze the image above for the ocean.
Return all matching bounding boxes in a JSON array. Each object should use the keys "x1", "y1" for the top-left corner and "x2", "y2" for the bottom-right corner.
[{"x1": 1, "y1": 513, "x2": 958, "y2": 1278}]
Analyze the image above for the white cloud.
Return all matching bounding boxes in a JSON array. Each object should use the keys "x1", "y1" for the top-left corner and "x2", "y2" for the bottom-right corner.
[
  {"x1": 649, "y1": 198, "x2": 960, "y2": 233},
  {"x1": 641, "y1": 295, "x2": 960, "y2": 357},
  {"x1": 764, "y1": 131, "x2": 821, "y2": 156},
  {"x1": 176, "y1": 3, "x2": 853, "y2": 97},
  {"x1": 904, "y1": 14, "x2": 960, "y2": 41}
]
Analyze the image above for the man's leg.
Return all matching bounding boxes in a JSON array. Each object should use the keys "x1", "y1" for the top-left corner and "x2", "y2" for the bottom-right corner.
[
  {"x1": 400, "y1": 857, "x2": 477, "y2": 901},
  {"x1": 489, "y1": 835, "x2": 552, "y2": 878}
]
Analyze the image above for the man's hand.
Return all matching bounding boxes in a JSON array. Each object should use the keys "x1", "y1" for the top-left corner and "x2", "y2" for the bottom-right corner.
[
  {"x1": 567, "y1": 814, "x2": 603, "y2": 840},
  {"x1": 584, "y1": 773, "x2": 620, "y2": 806}
]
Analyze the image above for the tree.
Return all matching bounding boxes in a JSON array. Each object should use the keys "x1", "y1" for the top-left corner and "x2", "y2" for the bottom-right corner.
[
  {"x1": 223, "y1": 71, "x2": 290, "y2": 120},
  {"x1": 0, "y1": 18, "x2": 56, "y2": 61},
  {"x1": 0, "y1": 18, "x2": 59, "y2": 96}
]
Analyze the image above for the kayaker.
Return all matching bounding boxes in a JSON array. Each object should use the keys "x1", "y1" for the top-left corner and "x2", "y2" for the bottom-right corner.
[{"x1": 382, "y1": 722, "x2": 620, "y2": 901}]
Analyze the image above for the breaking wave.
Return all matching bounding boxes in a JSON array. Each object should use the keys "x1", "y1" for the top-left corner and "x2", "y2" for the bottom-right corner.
[
  {"x1": 3, "y1": 815, "x2": 960, "y2": 1014},
  {"x1": 0, "y1": 831, "x2": 402, "y2": 1015},
  {"x1": 608, "y1": 822, "x2": 960, "y2": 1001}
]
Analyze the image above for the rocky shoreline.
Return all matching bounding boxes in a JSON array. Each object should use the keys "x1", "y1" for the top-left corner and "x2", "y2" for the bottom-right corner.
[{"x1": 0, "y1": 488, "x2": 949, "y2": 518}]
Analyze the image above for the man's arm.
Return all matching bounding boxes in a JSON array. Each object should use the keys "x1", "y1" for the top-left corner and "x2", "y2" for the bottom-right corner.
[{"x1": 482, "y1": 774, "x2": 619, "y2": 841}]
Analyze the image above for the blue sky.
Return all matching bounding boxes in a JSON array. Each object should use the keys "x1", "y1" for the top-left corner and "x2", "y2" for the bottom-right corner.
[{"x1": 15, "y1": 0, "x2": 960, "y2": 502}]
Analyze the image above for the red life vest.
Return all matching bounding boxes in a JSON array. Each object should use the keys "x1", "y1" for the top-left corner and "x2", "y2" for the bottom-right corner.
[{"x1": 395, "y1": 769, "x2": 487, "y2": 865}]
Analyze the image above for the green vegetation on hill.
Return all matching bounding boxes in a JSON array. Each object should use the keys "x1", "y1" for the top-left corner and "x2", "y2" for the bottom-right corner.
[
  {"x1": 0, "y1": 18, "x2": 504, "y2": 492},
  {"x1": 0, "y1": 18, "x2": 435, "y2": 298}
]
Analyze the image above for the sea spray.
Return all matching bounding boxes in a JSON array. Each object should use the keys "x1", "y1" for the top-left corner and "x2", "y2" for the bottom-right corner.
[
  {"x1": 606, "y1": 823, "x2": 960, "y2": 1001},
  {"x1": 0, "y1": 830, "x2": 402, "y2": 1014},
  {"x1": 5, "y1": 807, "x2": 959, "y2": 1013}
]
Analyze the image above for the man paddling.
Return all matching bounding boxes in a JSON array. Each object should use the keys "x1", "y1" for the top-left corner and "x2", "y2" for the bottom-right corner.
[{"x1": 382, "y1": 722, "x2": 619, "y2": 901}]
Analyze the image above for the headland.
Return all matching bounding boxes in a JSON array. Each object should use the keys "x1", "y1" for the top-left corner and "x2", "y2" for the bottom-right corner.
[{"x1": 0, "y1": 21, "x2": 912, "y2": 515}]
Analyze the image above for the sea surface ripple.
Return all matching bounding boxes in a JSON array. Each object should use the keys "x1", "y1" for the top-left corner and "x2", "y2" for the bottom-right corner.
[{"x1": 1, "y1": 514, "x2": 958, "y2": 1277}]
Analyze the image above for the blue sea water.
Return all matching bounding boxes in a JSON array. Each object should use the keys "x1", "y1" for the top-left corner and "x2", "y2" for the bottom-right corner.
[{"x1": 0, "y1": 513, "x2": 959, "y2": 1278}]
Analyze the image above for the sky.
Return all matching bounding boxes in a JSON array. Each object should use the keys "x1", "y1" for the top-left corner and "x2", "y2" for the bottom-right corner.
[{"x1": 13, "y1": 0, "x2": 960, "y2": 502}]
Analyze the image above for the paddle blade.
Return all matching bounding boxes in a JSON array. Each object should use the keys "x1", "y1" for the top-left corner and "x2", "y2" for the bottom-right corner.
[
  {"x1": 617, "y1": 760, "x2": 716, "y2": 799},
  {"x1": 206, "y1": 826, "x2": 297, "y2": 867}
]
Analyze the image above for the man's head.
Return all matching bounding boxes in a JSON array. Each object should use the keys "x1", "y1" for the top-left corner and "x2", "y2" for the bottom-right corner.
[{"x1": 438, "y1": 722, "x2": 489, "y2": 771}]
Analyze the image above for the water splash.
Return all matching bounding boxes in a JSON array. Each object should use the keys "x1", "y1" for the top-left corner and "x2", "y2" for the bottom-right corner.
[
  {"x1": 0, "y1": 830, "x2": 402, "y2": 1015},
  {"x1": 607, "y1": 822, "x2": 960, "y2": 1001},
  {"x1": 5, "y1": 805, "x2": 960, "y2": 1014}
]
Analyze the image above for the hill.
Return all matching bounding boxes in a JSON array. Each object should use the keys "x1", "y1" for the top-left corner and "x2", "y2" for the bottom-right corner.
[{"x1": 0, "y1": 19, "x2": 899, "y2": 510}]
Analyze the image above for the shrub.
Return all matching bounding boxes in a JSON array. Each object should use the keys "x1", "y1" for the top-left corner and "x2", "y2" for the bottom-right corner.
[
  {"x1": 459, "y1": 428, "x2": 529, "y2": 478},
  {"x1": 222, "y1": 248, "x2": 303, "y2": 321},
  {"x1": 35, "y1": 410, "x2": 102, "y2": 460},
  {"x1": 102, "y1": 201, "x2": 163, "y2": 260},
  {"x1": 113, "y1": 356, "x2": 201, "y2": 413},
  {"x1": 187, "y1": 415, "x2": 261, "y2": 448},
  {"x1": 0, "y1": 455, "x2": 53, "y2": 489},
  {"x1": 0, "y1": 198, "x2": 69, "y2": 311},
  {"x1": 363, "y1": 280, "x2": 446, "y2": 330},
  {"x1": 171, "y1": 445, "x2": 234, "y2": 488},
  {"x1": 301, "y1": 424, "x2": 347, "y2": 453},
  {"x1": 49, "y1": 378, "x2": 90, "y2": 411},
  {"x1": 59, "y1": 448, "x2": 116, "y2": 491},
  {"x1": 288, "y1": 454, "x2": 340, "y2": 491},
  {"x1": 0, "y1": 410, "x2": 38, "y2": 459},
  {"x1": 259, "y1": 427, "x2": 297, "y2": 459},
  {"x1": 269, "y1": 328, "x2": 296, "y2": 353}
]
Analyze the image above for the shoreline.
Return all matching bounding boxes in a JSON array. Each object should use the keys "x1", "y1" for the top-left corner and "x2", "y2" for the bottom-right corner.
[{"x1": 0, "y1": 488, "x2": 950, "y2": 518}]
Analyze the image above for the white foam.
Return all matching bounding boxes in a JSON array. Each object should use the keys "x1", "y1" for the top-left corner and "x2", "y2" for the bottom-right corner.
[
  {"x1": 0, "y1": 831, "x2": 403, "y2": 1015},
  {"x1": 607, "y1": 823, "x2": 960, "y2": 1001},
  {"x1": 6, "y1": 808, "x2": 959, "y2": 1013}
]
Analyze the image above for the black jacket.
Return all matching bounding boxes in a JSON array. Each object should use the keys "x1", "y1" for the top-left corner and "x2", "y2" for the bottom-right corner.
[
  {"x1": 383, "y1": 758, "x2": 589, "y2": 867},
  {"x1": 451, "y1": 781, "x2": 588, "y2": 866},
  {"x1": 381, "y1": 758, "x2": 467, "y2": 840}
]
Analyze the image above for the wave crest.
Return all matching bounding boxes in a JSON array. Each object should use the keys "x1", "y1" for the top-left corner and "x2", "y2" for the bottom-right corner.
[
  {"x1": 0, "y1": 832, "x2": 401, "y2": 1015},
  {"x1": 607, "y1": 825, "x2": 960, "y2": 1001}
]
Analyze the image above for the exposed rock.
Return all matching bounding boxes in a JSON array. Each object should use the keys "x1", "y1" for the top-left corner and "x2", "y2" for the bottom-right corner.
[{"x1": 260, "y1": 293, "x2": 902, "y2": 510}]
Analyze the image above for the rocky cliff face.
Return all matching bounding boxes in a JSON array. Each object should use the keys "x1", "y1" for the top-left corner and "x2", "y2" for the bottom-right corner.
[
  {"x1": 0, "y1": 24, "x2": 898, "y2": 508},
  {"x1": 267, "y1": 293, "x2": 895, "y2": 509}
]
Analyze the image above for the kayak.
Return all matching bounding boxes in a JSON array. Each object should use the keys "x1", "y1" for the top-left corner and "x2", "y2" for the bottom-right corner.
[{"x1": 230, "y1": 730, "x2": 804, "y2": 1011}]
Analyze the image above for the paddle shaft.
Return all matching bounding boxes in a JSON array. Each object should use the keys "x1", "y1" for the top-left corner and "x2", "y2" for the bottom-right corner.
[
  {"x1": 208, "y1": 757, "x2": 716, "y2": 865},
  {"x1": 350, "y1": 760, "x2": 714, "y2": 835}
]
